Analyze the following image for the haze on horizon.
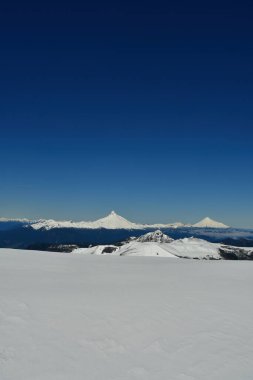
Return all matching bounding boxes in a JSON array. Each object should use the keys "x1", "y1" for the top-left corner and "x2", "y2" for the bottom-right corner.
[{"x1": 0, "y1": 0, "x2": 252, "y2": 228}]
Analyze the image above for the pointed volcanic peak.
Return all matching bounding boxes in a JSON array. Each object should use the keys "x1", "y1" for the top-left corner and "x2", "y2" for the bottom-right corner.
[
  {"x1": 136, "y1": 230, "x2": 174, "y2": 243},
  {"x1": 90, "y1": 211, "x2": 142, "y2": 230},
  {"x1": 193, "y1": 217, "x2": 229, "y2": 229},
  {"x1": 30, "y1": 211, "x2": 143, "y2": 230}
]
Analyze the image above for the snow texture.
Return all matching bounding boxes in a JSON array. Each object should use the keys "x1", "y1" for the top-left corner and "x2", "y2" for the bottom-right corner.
[{"x1": 1, "y1": 249, "x2": 252, "y2": 380}]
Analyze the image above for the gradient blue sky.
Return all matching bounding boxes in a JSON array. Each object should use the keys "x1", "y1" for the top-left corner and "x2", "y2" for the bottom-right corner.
[{"x1": 0, "y1": 0, "x2": 252, "y2": 227}]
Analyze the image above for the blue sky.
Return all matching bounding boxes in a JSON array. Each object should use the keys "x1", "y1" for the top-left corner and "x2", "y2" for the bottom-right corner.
[{"x1": 0, "y1": 0, "x2": 252, "y2": 227}]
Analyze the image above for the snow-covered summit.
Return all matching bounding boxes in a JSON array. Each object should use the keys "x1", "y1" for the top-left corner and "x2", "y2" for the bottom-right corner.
[
  {"x1": 31, "y1": 211, "x2": 143, "y2": 230},
  {"x1": 193, "y1": 217, "x2": 229, "y2": 229},
  {"x1": 27, "y1": 212, "x2": 230, "y2": 231},
  {"x1": 89, "y1": 210, "x2": 142, "y2": 229},
  {"x1": 136, "y1": 230, "x2": 174, "y2": 243}
]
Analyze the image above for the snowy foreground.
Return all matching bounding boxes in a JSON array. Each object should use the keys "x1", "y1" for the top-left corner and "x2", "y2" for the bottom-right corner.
[{"x1": 1, "y1": 249, "x2": 253, "y2": 380}]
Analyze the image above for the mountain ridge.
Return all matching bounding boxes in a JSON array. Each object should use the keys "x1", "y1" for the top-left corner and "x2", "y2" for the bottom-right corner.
[
  {"x1": 193, "y1": 217, "x2": 229, "y2": 229},
  {"x1": 0, "y1": 211, "x2": 230, "y2": 230}
]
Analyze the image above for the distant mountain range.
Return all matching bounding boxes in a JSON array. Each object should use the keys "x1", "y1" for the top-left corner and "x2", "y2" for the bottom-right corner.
[
  {"x1": 0, "y1": 211, "x2": 229, "y2": 230},
  {"x1": 1, "y1": 211, "x2": 253, "y2": 250}
]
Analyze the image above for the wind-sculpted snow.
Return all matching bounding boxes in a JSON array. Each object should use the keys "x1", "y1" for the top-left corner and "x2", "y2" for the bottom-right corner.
[{"x1": 0, "y1": 249, "x2": 253, "y2": 380}]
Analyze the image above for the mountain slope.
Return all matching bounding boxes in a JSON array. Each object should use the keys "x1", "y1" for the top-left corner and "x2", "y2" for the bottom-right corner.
[
  {"x1": 0, "y1": 213, "x2": 230, "y2": 231},
  {"x1": 193, "y1": 217, "x2": 229, "y2": 228},
  {"x1": 31, "y1": 211, "x2": 143, "y2": 230},
  {"x1": 117, "y1": 241, "x2": 178, "y2": 257},
  {"x1": 163, "y1": 237, "x2": 221, "y2": 259},
  {"x1": 90, "y1": 211, "x2": 141, "y2": 229},
  {"x1": 74, "y1": 241, "x2": 178, "y2": 258},
  {"x1": 30, "y1": 212, "x2": 185, "y2": 230},
  {"x1": 73, "y1": 231, "x2": 253, "y2": 260},
  {"x1": 136, "y1": 230, "x2": 174, "y2": 243}
]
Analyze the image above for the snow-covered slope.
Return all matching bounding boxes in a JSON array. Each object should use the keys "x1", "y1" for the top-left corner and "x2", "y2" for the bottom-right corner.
[
  {"x1": 193, "y1": 217, "x2": 229, "y2": 228},
  {"x1": 1, "y1": 249, "x2": 253, "y2": 380},
  {"x1": 136, "y1": 230, "x2": 174, "y2": 243},
  {"x1": 73, "y1": 234, "x2": 253, "y2": 260},
  {"x1": 74, "y1": 245, "x2": 119, "y2": 255},
  {"x1": 30, "y1": 212, "x2": 186, "y2": 230},
  {"x1": 74, "y1": 242, "x2": 178, "y2": 258},
  {"x1": 31, "y1": 211, "x2": 143, "y2": 230},
  {"x1": 0, "y1": 212, "x2": 230, "y2": 231},
  {"x1": 164, "y1": 237, "x2": 221, "y2": 259},
  {"x1": 111, "y1": 238, "x2": 220, "y2": 259},
  {"x1": 74, "y1": 241, "x2": 177, "y2": 258},
  {"x1": 90, "y1": 211, "x2": 141, "y2": 229},
  {"x1": 73, "y1": 238, "x2": 219, "y2": 259},
  {"x1": 117, "y1": 242, "x2": 178, "y2": 257}
]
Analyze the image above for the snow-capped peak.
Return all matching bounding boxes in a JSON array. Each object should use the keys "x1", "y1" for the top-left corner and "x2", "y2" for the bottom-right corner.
[
  {"x1": 136, "y1": 230, "x2": 174, "y2": 243},
  {"x1": 193, "y1": 217, "x2": 229, "y2": 229},
  {"x1": 30, "y1": 211, "x2": 142, "y2": 230},
  {"x1": 28, "y1": 213, "x2": 230, "y2": 231},
  {"x1": 91, "y1": 211, "x2": 141, "y2": 229}
]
